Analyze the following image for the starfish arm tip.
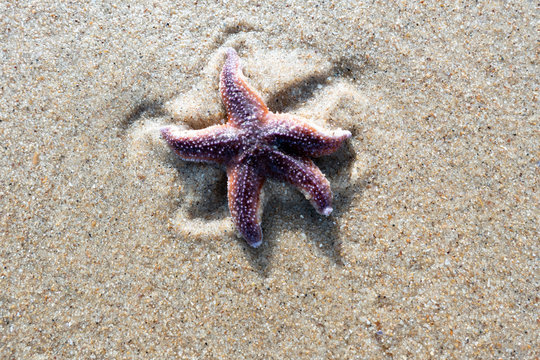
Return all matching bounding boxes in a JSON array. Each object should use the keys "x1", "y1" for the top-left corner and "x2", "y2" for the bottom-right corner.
[
  {"x1": 335, "y1": 129, "x2": 352, "y2": 139},
  {"x1": 321, "y1": 206, "x2": 333, "y2": 216},
  {"x1": 160, "y1": 125, "x2": 176, "y2": 139},
  {"x1": 343, "y1": 130, "x2": 352, "y2": 138},
  {"x1": 248, "y1": 239, "x2": 263, "y2": 248},
  {"x1": 241, "y1": 228, "x2": 263, "y2": 248},
  {"x1": 160, "y1": 125, "x2": 186, "y2": 146}
]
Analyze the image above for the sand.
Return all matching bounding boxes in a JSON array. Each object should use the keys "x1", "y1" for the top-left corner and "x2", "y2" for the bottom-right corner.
[{"x1": 1, "y1": 1, "x2": 538, "y2": 358}]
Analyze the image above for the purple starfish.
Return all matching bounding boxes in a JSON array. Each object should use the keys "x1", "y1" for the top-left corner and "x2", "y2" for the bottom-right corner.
[{"x1": 161, "y1": 48, "x2": 351, "y2": 248}]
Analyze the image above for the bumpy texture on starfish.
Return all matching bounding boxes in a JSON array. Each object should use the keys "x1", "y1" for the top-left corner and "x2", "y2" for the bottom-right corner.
[{"x1": 161, "y1": 48, "x2": 351, "y2": 247}]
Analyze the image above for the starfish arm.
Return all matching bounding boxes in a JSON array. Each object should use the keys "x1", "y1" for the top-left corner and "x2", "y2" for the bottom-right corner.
[
  {"x1": 265, "y1": 149, "x2": 333, "y2": 216},
  {"x1": 220, "y1": 48, "x2": 268, "y2": 126},
  {"x1": 227, "y1": 161, "x2": 266, "y2": 248},
  {"x1": 263, "y1": 114, "x2": 352, "y2": 157},
  {"x1": 161, "y1": 124, "x2": 240, "y2": 163}
]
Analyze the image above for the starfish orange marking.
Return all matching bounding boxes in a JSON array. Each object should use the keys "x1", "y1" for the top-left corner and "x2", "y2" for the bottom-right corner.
[{"x1": 161, "y1": 48, "x2": 351, "y2": 247}]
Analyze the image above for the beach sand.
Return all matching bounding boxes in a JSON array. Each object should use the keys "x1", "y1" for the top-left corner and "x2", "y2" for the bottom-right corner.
[{"x1": 1, "y1": 1, "x2": 538, "y2": 358}]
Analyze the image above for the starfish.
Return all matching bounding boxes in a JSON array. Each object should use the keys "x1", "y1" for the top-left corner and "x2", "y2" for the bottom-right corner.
[{"x1": 161, "y1": 48, "x2": 351, "y2": 248}]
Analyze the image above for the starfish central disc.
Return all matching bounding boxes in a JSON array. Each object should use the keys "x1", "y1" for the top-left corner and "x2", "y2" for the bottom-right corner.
[{"x1": 161, "y1": 48, "x2": 351, "y2": 247}]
